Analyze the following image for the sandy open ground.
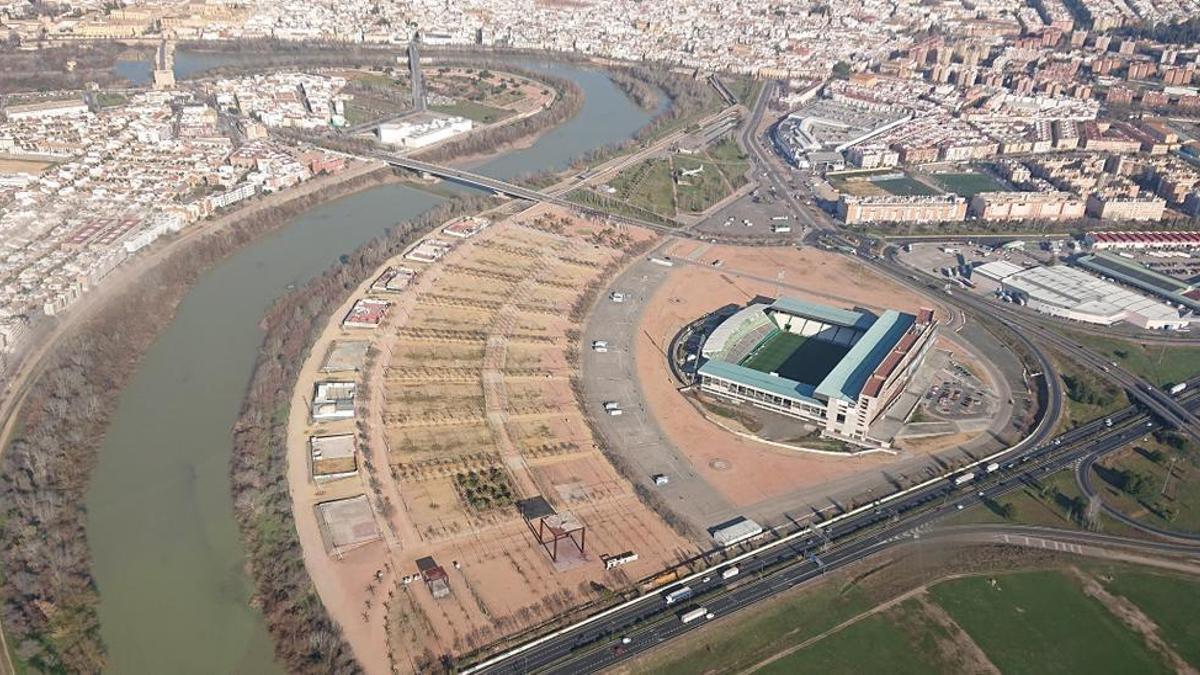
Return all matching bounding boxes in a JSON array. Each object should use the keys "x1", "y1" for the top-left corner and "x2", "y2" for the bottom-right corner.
[
  {"x1": 288, "y1": 204, "x2": 695, "y2": 673},
  {"x1": 635, "y1": 242, "x2": 985, "y2": 510}
]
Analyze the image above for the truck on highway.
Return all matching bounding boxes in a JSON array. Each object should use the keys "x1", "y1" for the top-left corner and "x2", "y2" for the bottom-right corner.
[
  {"x1": 664, "y1": 586, "x2": 694, "y2": 605},
  {"x1": 953, "y1": 472, "x2": 976, "y2": 486},
  {"x1": 679, "y1": 607, "x2": 709, "y2": 624},
  {"x1": 1169, "y1": 382, "x2": 1188, "y2": 396},
  {"x1": 721, "y1": 566, "x2": 740, "y2": 580}
]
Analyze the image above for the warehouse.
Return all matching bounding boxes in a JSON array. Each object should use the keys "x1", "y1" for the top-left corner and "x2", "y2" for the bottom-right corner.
[
  {"x1": 1076, "y1": 252, "x2": 1200, "y2": 315},
  {"x1": 978, "y1": 261, "x2": 1189, "y2": 330},
  {"x1": 697, "y1": 298, "x2": 938, "y2": 442}
]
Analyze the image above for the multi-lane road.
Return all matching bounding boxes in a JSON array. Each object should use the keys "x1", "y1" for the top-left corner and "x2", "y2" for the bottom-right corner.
[
  {"x1": 457, "y1": 79, "x2": 1200, "y2": 675},
  {"x1": 464, "y1": 388, "x2": 1199, "y2": 674}
]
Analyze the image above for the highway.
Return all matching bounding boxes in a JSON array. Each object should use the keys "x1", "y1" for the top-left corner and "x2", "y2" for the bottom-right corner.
[
  {"x1": 309, "y1": 76, "x2": 1200, "y2": 674},
  {"x1": 456, "y1": 80, "x2": 1200, "y2": 674},
  {"x1": 462, "y1": 388, "x2": 1199, "y2": 674},
  {"x1": 870, "y1": 251, "x2": 1200, "y2": 447}
]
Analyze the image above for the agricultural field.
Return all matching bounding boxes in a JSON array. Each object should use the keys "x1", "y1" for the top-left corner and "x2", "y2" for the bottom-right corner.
[
  {"x1": 931, "y1": 171, "x2": 1008, "y2": 197},
  {"x1": 644, "y1": 559, "x2": 1199, "y2": 675}
]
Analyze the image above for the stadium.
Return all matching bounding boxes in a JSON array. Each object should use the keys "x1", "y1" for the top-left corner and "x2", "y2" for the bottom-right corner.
[{"x1": 697, "y1": 297, "x2": 937, "y2": 442}]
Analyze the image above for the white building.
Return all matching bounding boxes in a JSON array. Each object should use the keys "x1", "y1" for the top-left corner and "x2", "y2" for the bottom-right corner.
[
  {"x1": 980, "y1": 262, "x2": 1188, "y2": 330},
  {"x1": 379, "y1": 113, "x2": 473, "y2": 148}
]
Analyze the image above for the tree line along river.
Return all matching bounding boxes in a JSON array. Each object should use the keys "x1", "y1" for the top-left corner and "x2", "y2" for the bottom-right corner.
[{"x1": 85, "y1": 55, "x2": 659, "y2": 673}]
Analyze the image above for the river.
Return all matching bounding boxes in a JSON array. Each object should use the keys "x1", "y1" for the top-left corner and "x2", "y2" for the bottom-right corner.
[{"x1": 85, "y1": 55, "x2": 656, "y2": 674}]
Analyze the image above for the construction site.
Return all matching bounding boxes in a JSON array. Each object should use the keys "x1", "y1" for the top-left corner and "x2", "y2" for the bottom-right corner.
[{"x1": 286, "y1": 203, "x2": 696, "y2": 673}]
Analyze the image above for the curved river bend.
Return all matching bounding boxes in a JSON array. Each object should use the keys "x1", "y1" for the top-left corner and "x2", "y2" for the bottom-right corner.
[{"x1": 85, "y1": 58, "x2": 656, "y2": 674}]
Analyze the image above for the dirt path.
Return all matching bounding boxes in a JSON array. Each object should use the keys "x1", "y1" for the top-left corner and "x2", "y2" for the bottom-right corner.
[
  {"x1": 911, "y1": 593, "x2": 999, "y2": 675},
  {"x1": 1069, "y1": 567, "x2": 1198, "y2": 675},
  {"x1": 729, "y1": 578, "x2": 970, "y2": 675}
]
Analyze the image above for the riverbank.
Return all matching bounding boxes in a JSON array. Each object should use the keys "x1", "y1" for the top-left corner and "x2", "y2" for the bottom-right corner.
[
  {"x1": 0, "y1": 160, "x2": 399, "y2": 672},
  {"x1": 0, "y1": 54, "x2": 655, "y2": 672},
  {"x1": 232, "y1": 196, "x2": 497, "y2": 673}
]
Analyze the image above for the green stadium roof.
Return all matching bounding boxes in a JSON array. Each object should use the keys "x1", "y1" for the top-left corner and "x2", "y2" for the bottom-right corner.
[
  {"x1": 814, "y1": 310, "x2": 915, "y2": 402},
  {"x1": 769, "y1": 298, "x2": 875, "y2": 330},
  {"x1": 697, "y1": 359, "x2": 821, "y2": 404}
]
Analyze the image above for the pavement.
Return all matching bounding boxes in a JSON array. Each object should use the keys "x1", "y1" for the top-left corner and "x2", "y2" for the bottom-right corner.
[
  {"x1": 462, "y1": 391, "x2": 1194, "y2": 674},
  {"x1": 579, "y1": 245, "x2": 738, "y2": 535}
]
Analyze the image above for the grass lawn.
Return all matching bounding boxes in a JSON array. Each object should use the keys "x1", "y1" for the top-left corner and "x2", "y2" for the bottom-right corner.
[
  {"x1": 932, "y1": 171, "x2": 1007, "y2": 197},
  {"x1": 429, "y1": 101, "x2": 513, "y2": 124},
  {"x1": 1066, "y1": 332, "x2": 1200, "y2": 388},
  {"x1": 740, "y1": 331, "x2": 849, "y2": 385},
  {"x1": 565, "y1": 188, "x2": 676, "y2": 227},
  {"x1": 723, "y1": 75, "x2": 764, "y2": 105},
  {"x1": 673, "y1": 156, "x2": 733, "y2": 213},
  {"x1": 1095, "y1": 440, "x2": 1200, "y2": 534},
  {"x1": 944, "y1": 467, "x2": 1082, "y2": 529},
  {"x1": 1052, "y1": 351, "x2": 1130, "y2": 433},
  {"x1": 930, "y1": 571, "x2": 1169, "y2": 674},
  {"x1": 609, "y1": 158, "x2": 677, "y2": 217},
  {"x1": 757, "y1": 610, "x2": 944, "y2": 675},
  {"x1": 873, "y1": 176, "x2": 942, "y2": 196},
  {"x1": 609, "y1": 136, "x2": 747, "y2": 217},
  {"x1": 649, "y1": 582, "x2": 874, "y2": 675},
  {"x1": 1103, "y1": 570, "x2": 1200, "y2": 668}
]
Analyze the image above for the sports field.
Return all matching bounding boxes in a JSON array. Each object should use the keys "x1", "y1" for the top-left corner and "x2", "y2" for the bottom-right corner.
[
  {"x1": 873, "y1": 176, "x2": 941, "y2": 196},
  {"x1": 932, "y1": 171, "x2": 1007, "y2": 197},
  {"x1": 740, "y1": 331, "x2": 850, "y2": 385}
]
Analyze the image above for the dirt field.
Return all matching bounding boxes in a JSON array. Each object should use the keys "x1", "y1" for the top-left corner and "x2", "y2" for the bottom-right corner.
[
  {"x1": 0, "y1": 157, "x2": 53, "y2": 174},
  {"x1": 636, "y1": 243, "x2": 982, "y2": 510},
  {"x1": 288, "y1": 203, "x2": 694, "y2": 673}
]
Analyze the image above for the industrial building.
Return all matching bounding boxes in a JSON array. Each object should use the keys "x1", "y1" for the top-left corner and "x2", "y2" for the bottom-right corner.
[
  {"x1": 1085, "y1": 231, "x2": 1200, "y2": 251},
  {"x1": 697, "y1": 298, "x2": 937, "y2": 442},
  {"x1": 709, "y1": 517, "x2": 765, "y2": 547},
  {"x1": 1076, "y1": 251, "x2": 1200, "y2": 315},
  {"x1": 378, "y1": 112, "x2": 472, "y2": 148},
  {"x1": 976, "y1": 260, "x2": 1189, "y2": 330}
]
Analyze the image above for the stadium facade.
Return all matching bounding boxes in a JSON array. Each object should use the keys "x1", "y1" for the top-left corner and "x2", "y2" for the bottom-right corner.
[{"x1": 697, "y1": 298, "x2": 937, "y2": 442}]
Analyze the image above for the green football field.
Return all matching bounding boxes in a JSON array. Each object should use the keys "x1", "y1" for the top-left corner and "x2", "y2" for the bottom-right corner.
[{"x1": 740, "y1": 331, "x2": 850, "y2": 386}]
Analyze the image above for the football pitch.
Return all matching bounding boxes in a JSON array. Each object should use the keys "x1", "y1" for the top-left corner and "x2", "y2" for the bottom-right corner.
[{"x1": 740, "y1": 331, "x2": 850, "y2": 386}]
